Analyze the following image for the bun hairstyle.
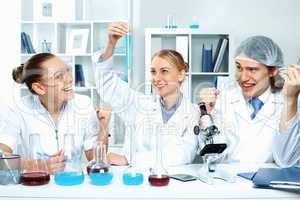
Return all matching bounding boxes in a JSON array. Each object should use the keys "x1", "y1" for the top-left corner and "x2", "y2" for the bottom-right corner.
[
  {"x1": 152, "y1": 49, "x2": 189, "y2": 73},
  {"x1": 12, "y1": 64, "x2": 25, "y2": 84},
  {"x1": 12, "y1": 53, "x2": 55, "y2": 94}
]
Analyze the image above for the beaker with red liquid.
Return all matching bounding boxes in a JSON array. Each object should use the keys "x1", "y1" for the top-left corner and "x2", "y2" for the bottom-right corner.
[{"x1": 20, "y1": 133, "x2": 50, "y2": 186}]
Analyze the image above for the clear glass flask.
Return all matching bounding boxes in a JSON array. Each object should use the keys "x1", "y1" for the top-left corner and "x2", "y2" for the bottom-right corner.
[
  {"x1": 89, "y1": 141, "x2": 113, "y2": 185},
  {"x1": 148, "y1": 125, "x2": 170, "y2": 186},
  {"x1": 20, "y1": 133, "x2": 50, "y2": 186},
  {"x1": 122, "y1": 124, "x2": 144, "y2": 185},
  {"x1": 54, "y1": 134, "x2": 84, "y2": 186}
]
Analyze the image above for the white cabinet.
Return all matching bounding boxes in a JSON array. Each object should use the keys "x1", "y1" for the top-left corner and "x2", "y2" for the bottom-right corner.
[
  {"x1": 20, "y1": 0, "x2": 132, "y2": 147},
  {"x1": 145, "y1": 28, "x2": 230, "y2": 103}
]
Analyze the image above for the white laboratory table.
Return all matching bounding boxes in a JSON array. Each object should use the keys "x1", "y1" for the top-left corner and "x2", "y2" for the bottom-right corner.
[{"x1": 0, "y1": 163, "x2": 299, "y2": 200}]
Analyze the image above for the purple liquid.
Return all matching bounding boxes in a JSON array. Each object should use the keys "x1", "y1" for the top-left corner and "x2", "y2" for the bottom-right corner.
[
  {"x1": 20, "y1": 172, "x2": 50, "y2": 186},
  {"x1": 148, "y1": 174, "x2": 170, "y2": 186},
  {"x1": 87, "y1": 165, "x2": 109, "y2": 175}
]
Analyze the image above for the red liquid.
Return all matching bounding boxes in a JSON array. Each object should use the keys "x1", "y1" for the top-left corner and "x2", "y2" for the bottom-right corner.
[
  {"x1": 148, "y1": 175, "x2": 170, "y2": 186},
  {"x1": 20, "y1": 172, "x2": 50, "y2": 186},
  {"x1": 87, "y1": 165, "x2": 109, "y2": 174}
]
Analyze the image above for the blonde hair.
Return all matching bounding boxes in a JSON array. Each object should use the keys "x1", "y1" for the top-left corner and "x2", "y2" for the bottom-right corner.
[{"x1": 152, "y1": 49, "x2": 189, "y2": 72}]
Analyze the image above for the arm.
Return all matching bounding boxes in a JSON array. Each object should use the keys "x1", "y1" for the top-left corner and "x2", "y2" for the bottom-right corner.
[
  {"x1": 273, "y1": 64, "x2": 300, "y2": 167},
  {"x1": 93, "y1": 22, "x2": 144, "y2": 125},
  {"x1": 0, "y1": 104, "x2": 22, "y2": 153}
]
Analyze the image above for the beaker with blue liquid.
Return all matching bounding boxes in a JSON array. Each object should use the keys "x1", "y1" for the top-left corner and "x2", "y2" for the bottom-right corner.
[
  {"x1": 88, "y1": 141, "x2": 113, "y2": 185},
  {"x1": 54, "y1": 134, "x2": 84, "y2": 186},
  {"x1": 122, "y1": 124, "x2": 144, "y2": 185}
]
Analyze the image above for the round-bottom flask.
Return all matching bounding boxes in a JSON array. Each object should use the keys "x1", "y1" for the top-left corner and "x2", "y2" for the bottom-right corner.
[
  {"x1": 89, "y1": 142, "x2": 113, "y2": 185},
  {"x1": 148, "y1": 126, "x2": 170, "y2": 187}
]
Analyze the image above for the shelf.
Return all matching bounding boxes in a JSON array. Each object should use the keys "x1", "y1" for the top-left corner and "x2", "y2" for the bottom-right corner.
[
  {"x1": 189, "y1": 72, "x2": 229, "y2": 76},
  {"x1": 146, "y1": 28, "x2": 229, "y2": 36},
  {"x1": 145, "y1": 28, "x2": 230, "y2": 99},
  {"x1": 21, "y1": 20, "x2": 120, "y2": 24}
]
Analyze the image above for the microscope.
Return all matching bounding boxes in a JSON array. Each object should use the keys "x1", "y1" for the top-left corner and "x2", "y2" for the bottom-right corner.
[{"x1": 194, "y1": 102, "x2": 235, "y2": 184}]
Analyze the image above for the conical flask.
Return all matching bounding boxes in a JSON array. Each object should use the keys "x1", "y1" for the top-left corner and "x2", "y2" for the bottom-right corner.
[
  {"x1": 148, "y1": 125, "x2": 170, "y2": 186},
  {"x1": 89, "y1": 141, "x2": 113, "y2": 185},
  {"x1": 86, "y1": 142, "x2": 97, "y2": 175},
  {"x1": 20, "y1": 133, "x2": 50, "y2": 186},
  {"x1": 54, "y1": 134, "x2": 84, "y2": 186},
  {"x1": 122, "y1": 124, "x2": 144, "y2": 185}
]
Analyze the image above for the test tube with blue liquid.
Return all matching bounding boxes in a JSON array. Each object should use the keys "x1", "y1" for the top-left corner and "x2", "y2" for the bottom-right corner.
[
  {"x1": 54, "y1": 134, "x2": 84, "y2": 186},
  {"x1": 89, "y1": 141, "x2": 113, "y2": 186},
  {"x1": 122, "y1": 125, "x2": 144, "y2": 185}
]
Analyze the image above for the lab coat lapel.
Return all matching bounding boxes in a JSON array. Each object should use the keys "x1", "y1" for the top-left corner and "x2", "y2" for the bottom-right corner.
[
  {"x1": 255, "y1": 91, "x2": 282, "y2": 128},
  {"x1": 166, "y1": 97, "x2": 190, "y2": 136},
  {"x1": 230, "y1": 89, "x2": 250, "y2": 121}
]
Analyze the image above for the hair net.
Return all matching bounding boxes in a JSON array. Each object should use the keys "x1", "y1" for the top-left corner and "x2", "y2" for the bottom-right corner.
[{"x1": 235, "y1": 35, "x2": 284, "y2": 68}]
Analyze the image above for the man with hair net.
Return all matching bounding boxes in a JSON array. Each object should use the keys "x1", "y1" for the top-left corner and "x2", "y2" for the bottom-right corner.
[{"x1": 200, "y1": 35, "x2": 300, "y2": 167}]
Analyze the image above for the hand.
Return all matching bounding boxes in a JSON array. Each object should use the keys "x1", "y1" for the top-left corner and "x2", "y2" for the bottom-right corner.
[
  {"x1": 46, "y1": 150, "x2": 65, "y2": 175},
  {"x1": 96, "y1": 106, "x2": 112, "y2": 132},
  {"x1": 108, "y1": 21, "x2": 129, "y2": 46},
  {"x1": 199, "y1": 88, "x2": 220, "y2": 114},
  {"x1": 282, "y1": 64, "x2": 300, "y2": 98}
]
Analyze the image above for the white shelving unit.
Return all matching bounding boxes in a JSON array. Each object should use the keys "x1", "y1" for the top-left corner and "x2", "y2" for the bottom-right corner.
[
  {"x1": 145, "y1": 28, "x2": 231, "y2": 103},
  {"x1": 20, "y1": 0, "x2": 132, "y2": 148}
]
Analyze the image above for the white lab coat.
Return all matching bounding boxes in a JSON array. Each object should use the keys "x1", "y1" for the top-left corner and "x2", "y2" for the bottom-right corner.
[
  {"x1": 94, "y1": 56, "x2": 199, "y2": 168},
  {"x1": 0, "y1": 94, "x2": 99, "y2": 158},
  {"x1": 212, "y1": 84, "x2": 300, "y2": 167}
]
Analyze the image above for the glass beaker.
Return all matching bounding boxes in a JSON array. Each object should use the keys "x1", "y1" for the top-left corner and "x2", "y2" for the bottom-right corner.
[
  {"x1": 89, "y1": 141, "x2": 113, "y2": 185},
  {"x1": 0, "y1": 154, "x2": 21, "y2": 185},
  {"x1": 148, "y1": 125, "x2": 170, "y2": 186},
  {"x1": 20, "y1": 133, "x2": 50, "y2": 186},
  {"x1": 54, "y1": 134, "x2": 84, "y2": 186},
  {"x1": 122, "y1": 124, "x2": 144, "y2": 185}
]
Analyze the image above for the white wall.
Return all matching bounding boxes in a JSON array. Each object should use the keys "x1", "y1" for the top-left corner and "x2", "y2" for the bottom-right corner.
[
  {"x1": 131, "y1": 0, "x2": 300, "y2": 89},
  {"x1": 0, "y1": 0, "x2": 20, "y2": 105}
]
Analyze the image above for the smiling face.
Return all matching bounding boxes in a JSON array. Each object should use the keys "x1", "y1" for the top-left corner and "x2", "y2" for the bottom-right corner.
[
  {"x1": 150, "y1": 56, "x2": 185, "y2": 98},
  {"x1": 235, "y1": 54, "x2": 277, "y2": 98},
  {"x1": 39, "y1": 56, "x2": 74, "y2": 103}
]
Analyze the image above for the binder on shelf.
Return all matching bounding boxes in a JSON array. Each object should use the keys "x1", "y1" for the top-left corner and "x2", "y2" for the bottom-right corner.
[
  {"x1": 25, "y1": 33, "x2": 36, "y2": 54},
  {"x1": 202, "y1": 44, "x2": 213, "y2": 72},
  {"x1": 21, "y1": 32, "x2": 27, "y2": 54},
  {"x1": 252, "y1": 167, "x2": 300, "y2": 189},
  {"x1": 75, "y1": 64, "x2": 85, "y2": 87},
  {"x1": 21, "y1": 32, "x2": 36, "y2": 54},
  {"x1": 213, "y1": 38, "x2": 228, "y2": 72}
]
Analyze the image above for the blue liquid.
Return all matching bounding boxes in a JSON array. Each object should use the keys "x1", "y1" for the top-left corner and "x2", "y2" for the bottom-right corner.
[
  {"x1": 122, "y1": 173, "x2": 144, "y2": 185},
  {"x1": 90, "y1": 172, "x2": 113, "y2": 185},
  {"x1": 190, "y1": 24, "x2": 199, "y2": 29},
  {"x1": 125, "y1": 34, "x2": 131, "y2": 71},
  {"x1": 54, "y1": 172, "x2": 84, "y2": 186}
]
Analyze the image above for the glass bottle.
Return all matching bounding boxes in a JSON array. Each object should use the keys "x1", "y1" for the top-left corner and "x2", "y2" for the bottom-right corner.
[
  {"x1": 89, "y1": 141, "x2": 113, "y2": 185},
  {"x1": 54, "y1": 134, "x2": 84, "y2": 186},
  {"x1": 148, "y1": 125, "x2": 170, "y2": 186},
  {"x1": 122, "y1": 124, "x2": 144, "y2": 185},
  {"x1": 20, "y1": 133, "x2": 50, "y2": 186}
]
